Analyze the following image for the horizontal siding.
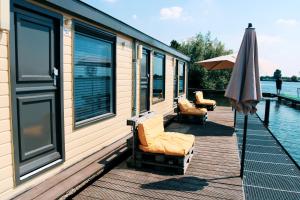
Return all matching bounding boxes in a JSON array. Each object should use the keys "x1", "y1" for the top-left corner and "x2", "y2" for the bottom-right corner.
[
  {"x1": 0, "y1": 30, "x2": 14, "y2": 198},
  {"x1": 63, "y1": 130, "x2": 128, "y2": 167},
  {"x1": 0, "y1": 177, "x2": 13, "y2": 195},
  {"x1": 0, "y1": 166, "x2": 13, "y2": 182},
  {"x1": 0, "y1": 58, "x2": 8, "y2": 71},
  {"x1": 0, "y1": 156, "x2": 12, "y2": 174},
  {"x1": 0, "y1": 131, "x2": 11, "y2": 145},
  {"x1": 0, "y1": 107, "x2": 10, "y2": 120},
  {"x1": 0, "y1": 32, "x2": 8, "y2": 45}
]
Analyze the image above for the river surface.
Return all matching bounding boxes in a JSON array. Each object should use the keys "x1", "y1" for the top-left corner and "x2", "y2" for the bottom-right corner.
[
  {"x1": 257, "y1": 81, "x2": 300, "y2": 166},
  {"x1": 261, "y1": 81, "x2": 300, "y2": 97}
]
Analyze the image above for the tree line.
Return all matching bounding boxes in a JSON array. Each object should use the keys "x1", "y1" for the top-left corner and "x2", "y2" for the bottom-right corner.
[
  {"x1": 170, "y1": 32, "x2": 233, "y2": 90},
  {"x1": 260, "y1": 69, "x2": 299, "y2": 82}
]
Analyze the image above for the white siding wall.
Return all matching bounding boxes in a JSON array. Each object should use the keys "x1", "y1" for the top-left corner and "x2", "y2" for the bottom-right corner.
[{"x1": 0, "y1": 30, "x2": 14, "y2": 197}]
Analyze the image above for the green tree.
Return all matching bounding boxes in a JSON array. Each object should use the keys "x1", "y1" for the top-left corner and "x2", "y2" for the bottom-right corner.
[
  {"x1": 291, "y1": 75, "x2": 298, "y2": 82},
  {"x1": 170, "y1": 40, "x2": 181, "y2": 49},
  {"x1": 273, "y1": 69, "x2": 282, "y2": 80},
  {"x1": 170, "y1": 32, "x2": 233, "y2": 89}
]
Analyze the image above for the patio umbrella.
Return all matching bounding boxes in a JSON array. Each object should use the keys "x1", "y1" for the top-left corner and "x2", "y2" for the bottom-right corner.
[
  {"x1": 224, "y1": 23, "x2": 262, "y2": 178},
  {"x1": 196, "y1": 54, "x2": 236, "y2": 70}
]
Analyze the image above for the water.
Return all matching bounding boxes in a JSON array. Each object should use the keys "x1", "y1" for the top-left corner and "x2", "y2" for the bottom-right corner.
[
  {"x1": 258, "y1": 81, "x2": 300, "y2": 166},
  {"x1": 261, "y1": 81, "x2": 300, "y2": 97}
]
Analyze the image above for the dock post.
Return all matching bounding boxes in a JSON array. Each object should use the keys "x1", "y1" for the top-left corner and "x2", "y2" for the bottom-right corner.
[
  {"x1": 240, "y1": 115, "x2": 248, "y2": 178},
  {"x1": 264, "y1": 99, "x2": 270, "y2": 126}
]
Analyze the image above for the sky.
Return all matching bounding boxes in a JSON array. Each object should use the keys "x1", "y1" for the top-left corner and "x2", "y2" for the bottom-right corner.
[{"x1": 82, "y1": 0, "x2": 300, "y2": 77}]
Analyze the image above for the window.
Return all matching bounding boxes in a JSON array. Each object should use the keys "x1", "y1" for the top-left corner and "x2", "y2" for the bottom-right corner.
[
  {"x1": 179, "y1": 61, "x2": 185, "y2": 95},
  {"x1": 174, "y1": 60, "x2": 178, "y2": 100},
  {"x1": 152, "y1": 52, "x2": 165, "y2": 103},
  {"x1": 74, "y1": 23, "x2": 116, "y2": 126}
]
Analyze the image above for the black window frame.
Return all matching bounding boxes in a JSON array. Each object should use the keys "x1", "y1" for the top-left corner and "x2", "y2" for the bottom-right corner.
[
  {"x1": 174, "y1": 59, "x2": 179, "y2": 101},
  {"x1": 73, "y1": 21, "x2": 116, "y2": 128},
  {"x1": 178, "y1": 61, "x2": 186, "y2": 95},
  {"x1": 152, "y1": 52, "x2": 166, "y2": 104}
]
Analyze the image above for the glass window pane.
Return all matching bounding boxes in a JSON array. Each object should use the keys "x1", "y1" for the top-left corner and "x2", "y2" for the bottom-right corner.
[
  {"x1": 74, "y1": 31, "x2": 114, "y2": 123},
  {"x1": 153, "y1": 53, "x2": 165, "y2": 103},
  {"x1": 141, "y1": 51, "x2": 148, "y2": 77},
  {"x1": 140, "y1": 88, "x2": 147, "y2": 112},
  {"x1": 179, "y1": 62, "x2": 185, "y2": 95}
]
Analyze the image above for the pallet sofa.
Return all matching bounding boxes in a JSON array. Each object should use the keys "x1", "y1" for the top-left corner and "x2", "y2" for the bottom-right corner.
[
  {"x1": 127, "y1": 112, "x2": 195, "y2": 174},
  {"x1": 194, "y1": 91, "x2": 217, "y2": 111},
  {"x1": 176, "y1": 97, "x2": 208, "y2": 124}
]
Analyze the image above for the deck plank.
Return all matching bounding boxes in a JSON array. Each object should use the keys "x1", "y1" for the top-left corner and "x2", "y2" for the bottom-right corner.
[{"x1": 75, "y1": 107, "x2": 243, "y2": 200}]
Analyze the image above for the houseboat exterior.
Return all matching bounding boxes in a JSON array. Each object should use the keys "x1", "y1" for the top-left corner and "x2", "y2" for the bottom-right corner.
[{"x1": 0, "y1": 0, "x2": 190, "y2": 199}]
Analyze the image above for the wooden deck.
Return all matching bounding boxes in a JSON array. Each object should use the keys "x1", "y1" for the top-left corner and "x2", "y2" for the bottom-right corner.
[{"x1": 73, "y1": 107, "x2": 243, "y2": 200}]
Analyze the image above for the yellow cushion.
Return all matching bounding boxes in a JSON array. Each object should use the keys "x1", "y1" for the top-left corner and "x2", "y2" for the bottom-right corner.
[
  {"x1": 164, "y1": 132, "x2": 195, "y2": 148},
  {"x1": 139, "y1": 132, "x2": 195, "y2": 156},
  {"x1": 196, "y1": 99, "x2": 216, "y2": 106},
  {"x1": 178, "y1": 99, "x2": 194, "y2": 112},
  {"x1": 195, "y1": 91, "x2": 216, "y2": 106},
  {"x1": 181, "y1": 107, "x2": 207, "y2": 116},
  {"x1": 137, "y1": 115, "x2": 164, "y2": 146},
  {"x1": 195, "y1": 91, "x2": 204, "y2": 102}
]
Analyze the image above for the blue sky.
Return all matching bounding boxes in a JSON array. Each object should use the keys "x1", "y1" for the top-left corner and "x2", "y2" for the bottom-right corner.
[{"x1": 82, "y1": 0, "x2": 300, "y2": 76}]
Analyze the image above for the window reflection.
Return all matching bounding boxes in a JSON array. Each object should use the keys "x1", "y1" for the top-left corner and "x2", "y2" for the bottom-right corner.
[
  {"x1": 179, "y1": 61, "x2": 185, "y2": 95},
  {"x1": 74, "y1": 31, "x2": 115, "y2": 123},
  {"x1": 153, "y1": 53, "x2": 165, "y2": 103}
]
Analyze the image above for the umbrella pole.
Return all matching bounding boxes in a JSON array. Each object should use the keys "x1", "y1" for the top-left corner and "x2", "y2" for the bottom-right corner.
[
  {"x1": 240, "y1": 114, "x2": 248, "y2": 178},
  {"x1": 234, "y1": 109, "x2": 237, "y2": 128}
]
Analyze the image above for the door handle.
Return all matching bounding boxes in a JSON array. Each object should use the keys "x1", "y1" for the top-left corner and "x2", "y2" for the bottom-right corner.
[{"x1": 52, "y1": 67, "x2": 59, "y2": 86}]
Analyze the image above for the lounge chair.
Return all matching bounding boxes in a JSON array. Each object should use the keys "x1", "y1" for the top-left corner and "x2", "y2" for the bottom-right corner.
[
  {"x1": 177, "y1": 98, "x2": 207, "y2": 124},
  {"x1": 127, "y1": 112, "x2": 194, "y2": 174},
  {"x1": 194, "y1": 91, "x2": 216, "y2": 111}
]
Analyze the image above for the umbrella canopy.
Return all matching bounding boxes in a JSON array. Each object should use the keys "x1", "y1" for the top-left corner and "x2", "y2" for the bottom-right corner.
[
  {"x1": 196, "y1": 54, "x2": 236, "y2": 70},
  {"x1": 225, "y1": 24, "x2": 262, "y2": 114}
]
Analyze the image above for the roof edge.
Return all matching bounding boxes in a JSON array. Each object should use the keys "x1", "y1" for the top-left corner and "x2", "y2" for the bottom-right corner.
[{"x1": 36, "y1": 0, "x2": 190, "y2": 61}]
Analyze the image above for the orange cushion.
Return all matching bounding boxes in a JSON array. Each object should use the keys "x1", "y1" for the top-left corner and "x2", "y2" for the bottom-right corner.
[
  {"x1": 195, "y1": 91, "x2": 204, "y2": 102},
  {"x1": 196, "y1": 99, "x2": 216, "y2": 106},
  {"x1": 137, "y1": 115, "x2": 164, "y2": 146},
  {"x1": 139, "y1": 132, "x2": 195, "y2": 156},
  {"x1": 181, "y1": 107, "x2": 207, "y2": 116},
  {"x1": 195, "y1": 91, "x2": 216, "y2": 106},
  {"x1": 178, "y1": 99, "x2": 194, "y2": 112}
]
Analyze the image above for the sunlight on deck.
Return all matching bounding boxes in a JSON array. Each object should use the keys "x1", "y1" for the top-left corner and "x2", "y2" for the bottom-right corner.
[{"x1": 75, "y1": 107, "x2": 243, "y2": 200}]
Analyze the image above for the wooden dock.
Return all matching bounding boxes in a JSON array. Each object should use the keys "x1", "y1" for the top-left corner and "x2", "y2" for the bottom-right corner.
[
  {"x1": 73, "y1": 107, "x2": 243, "y2": 200},
  {"x1": 263, "y1": 92, "x2": 300, "y2": 108},
  {"x1": 278, "y1": 94, "x2": 300, "y2": 108}
]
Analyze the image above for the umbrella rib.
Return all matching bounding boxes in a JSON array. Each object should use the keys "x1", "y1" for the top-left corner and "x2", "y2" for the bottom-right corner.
[{"x1": 208, "y1": 62, "x2": 221, "y2": 70}]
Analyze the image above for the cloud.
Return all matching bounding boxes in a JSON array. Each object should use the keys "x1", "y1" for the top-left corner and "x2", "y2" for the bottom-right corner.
[
  {"x1": 132, "y1": 14, "x2": 137, "y2": 20},
  {"x1": 276, "y1": 18, "x2": 299, "y2": 27},
  {"x1": 160, "y1": 6, "x2": 183, "y2": 20},
  {"x1": 258, "y1": 34, "x2": 284, "y2": 46},
  {"x1": 103, "y1": 0, "x2": 117, "y2": 3}
]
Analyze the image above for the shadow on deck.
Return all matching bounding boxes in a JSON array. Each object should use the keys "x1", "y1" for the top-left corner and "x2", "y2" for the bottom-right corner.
[{"x1": 73, "y1": 107, "x2": 243, "y2": 200}]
